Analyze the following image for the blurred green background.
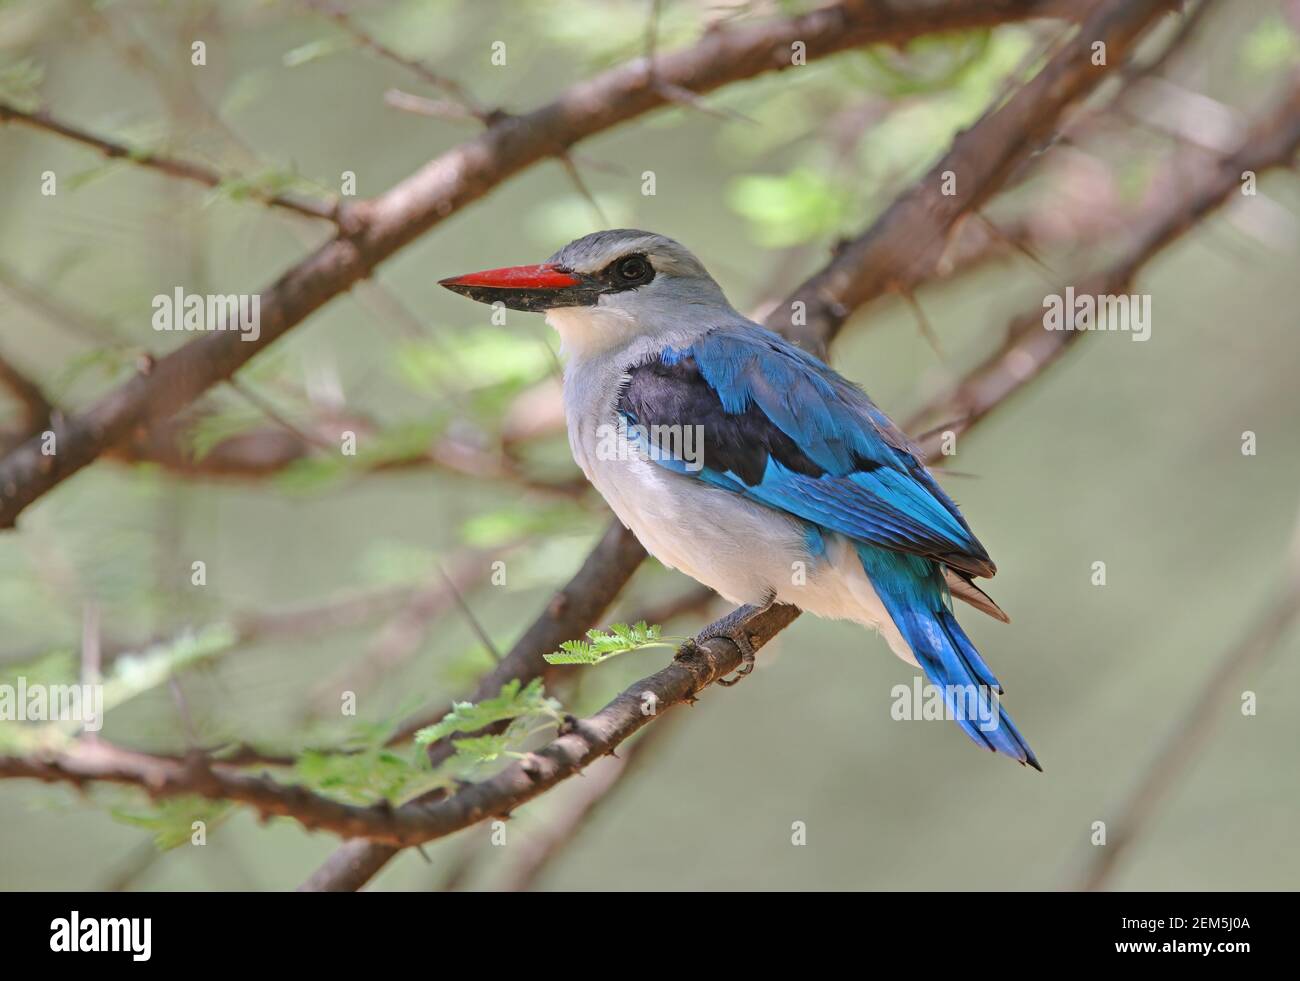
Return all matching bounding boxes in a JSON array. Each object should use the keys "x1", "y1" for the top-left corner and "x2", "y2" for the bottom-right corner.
[{"x1": 1, "y1": 0, "x2": 1298, "y2": 890}]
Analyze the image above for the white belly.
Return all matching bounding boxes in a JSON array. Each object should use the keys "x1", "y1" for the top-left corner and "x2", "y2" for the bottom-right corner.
[
  {"x1": 558, "y1": 342, "x2": 917, "y2": 665},
  {"x1": 563, "y1": 386, "x2": 914, "y2": 664},
  {"x1": 583, "y1": 443, "x2": 805, "y2": 606}
]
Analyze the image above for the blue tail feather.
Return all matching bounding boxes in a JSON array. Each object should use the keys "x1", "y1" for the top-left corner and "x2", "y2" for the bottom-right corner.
[
  {"x1": 938, "y1": 608, "x2": 1001, "y2": 694},
  {"x1": 856, "y1": 545, "x2": 1040, "y2": 770}
]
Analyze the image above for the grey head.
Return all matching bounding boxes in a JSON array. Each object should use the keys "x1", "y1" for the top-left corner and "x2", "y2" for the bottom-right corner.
[
  {"x1": 441, "y1": 229, "x2": 726, "y2": 312},
  {"x1": 440, "y1": 228, "x2": 736, "y2": 358},
  {"x1": 548, "y1": 228, "x2": 725, "y2": 304}
]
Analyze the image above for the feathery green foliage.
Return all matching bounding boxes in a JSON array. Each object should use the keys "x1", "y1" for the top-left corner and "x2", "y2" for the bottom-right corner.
[
  {"x1": 295, "y1": 747, "x2": 431, "y2": 806},
  {"x1": 544, "y1": 621, "x2": 670, "y2": 665},
  {"x1": 414, "y1": 678, "x2": 560, "y2": 745},
  {"x1": 111, "y1": 797, "x2": 233, "y2": 851},
  {"x1": 0, "y1": 624, "x2": 237, "y2": 753}
]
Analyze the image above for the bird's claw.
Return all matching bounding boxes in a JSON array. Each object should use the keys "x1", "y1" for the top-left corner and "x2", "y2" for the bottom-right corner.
[
  {"x1": 676, "y1": 625, "x2": 757, "y2": 687},
  {"x1": 715, "y1": 627, "x2": 756, "y2": 686}
]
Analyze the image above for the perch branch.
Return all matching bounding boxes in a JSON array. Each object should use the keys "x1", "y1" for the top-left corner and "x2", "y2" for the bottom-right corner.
[{"x1": 0, "y1": 0, "x2": 1061, "y2": 530}]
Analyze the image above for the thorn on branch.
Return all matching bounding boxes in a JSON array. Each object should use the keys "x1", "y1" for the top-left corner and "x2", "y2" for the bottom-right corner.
[{"x1": 972, "y1": 210, "x2": 1055, "y2": 277}]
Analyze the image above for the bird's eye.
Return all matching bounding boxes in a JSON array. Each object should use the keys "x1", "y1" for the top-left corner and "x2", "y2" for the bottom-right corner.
[{"x1": 611, "y1": 254, "x2": 652, "y2": 286}]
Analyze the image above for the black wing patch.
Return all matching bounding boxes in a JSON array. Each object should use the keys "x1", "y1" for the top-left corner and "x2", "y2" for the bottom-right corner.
[
  {"x1": 617, "y1": 355, "x2": 826, "y2": 486},
  {"x1": 616, "y1": 349, "x2": 994, "y2": 580}
]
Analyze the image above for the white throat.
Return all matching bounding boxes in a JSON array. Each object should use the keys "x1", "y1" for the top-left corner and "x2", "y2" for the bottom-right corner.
[{"x1": 544, "y1": 304, "x2": 642, "y2": 361}]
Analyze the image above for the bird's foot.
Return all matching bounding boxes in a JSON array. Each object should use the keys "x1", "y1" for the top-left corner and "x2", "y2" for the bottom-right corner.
[
  {"x1": 712, "y1": 624, "x2": 757, "y2": 687},
  {"x1": 676, "y1": 597, "x2": 772, "y2": 687}
]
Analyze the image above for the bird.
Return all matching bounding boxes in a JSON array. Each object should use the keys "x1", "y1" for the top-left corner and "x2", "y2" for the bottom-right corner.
[{"x1": 440, "y1": 229, "x2": 1039, "y2": 770}]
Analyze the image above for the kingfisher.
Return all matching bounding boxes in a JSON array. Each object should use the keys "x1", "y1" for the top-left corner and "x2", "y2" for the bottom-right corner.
[{"x1": 441, "y1": 229, "x2": 1039, "y2": 769}]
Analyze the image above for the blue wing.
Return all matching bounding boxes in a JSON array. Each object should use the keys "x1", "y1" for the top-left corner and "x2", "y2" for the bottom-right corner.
[
  {"x1": 618, "y1": 323, "x2": 1036, "y2": 768},
  {"x1": 617, "y1": 324, "x2": 995, "y2": 578}
]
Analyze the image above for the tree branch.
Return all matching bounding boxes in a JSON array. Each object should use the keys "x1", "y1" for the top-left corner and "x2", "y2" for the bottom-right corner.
[
  {"x1": 907, "y1": 73, "x2": 1300, "y2": 456},
  {"x1": 0, "y1": 102, "x2": 340, "y2": 223},
  {"x1": 494, "y1": 708, "x2": 672, "y2": 891},
  {"x1": 0, "y1": 0, "x2": 1064, "y2": 529},
  {"x1": 0, "y1": 348, "x2": 53, "y2": 445},
  {"x1": 777, "y1": 0, "x2": 1177, "y2": 355},
  {"x1": 0, "y1": 603, "x2": 800, "y2": 845}
]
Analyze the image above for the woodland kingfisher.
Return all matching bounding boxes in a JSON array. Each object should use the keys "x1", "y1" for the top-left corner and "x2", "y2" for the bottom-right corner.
[{"x1": 441, "y1": 229, "x2": 1039, "y2": 769}]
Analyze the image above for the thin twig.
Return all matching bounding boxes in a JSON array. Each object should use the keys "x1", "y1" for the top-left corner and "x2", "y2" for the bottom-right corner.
[
  {"x1": 437, "y1": 562, "x2": 502, "y2": 663},
  {"x1": 302, "y1": 0, "x2": 490, "y2": 122},
  {"x1": 226, "y1": 377, "x2": 336, "y2": 455},
  {"x1": 557, "y1": 152, "x2": 609, "y2": 226},
  {"x1": 0, "y1": 102, "x2": 340, "y2": 223}
]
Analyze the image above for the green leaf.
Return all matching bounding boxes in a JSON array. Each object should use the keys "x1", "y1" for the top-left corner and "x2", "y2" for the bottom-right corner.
[
  {"x1": 0, "y1": 624, "x2": 238, "y2": 752},
  {"x1": 111, "y1": 797, "x2": 232, "y2": 851},
  {"x1": 295, "y1": 747, "x2": 427, "y2": 805},
  {"x1": 543, "y1": 621, "x2": 670, "y2": 666},
  {"x1": 414, "y1": 678, "x2": 560, "y2": 745},
  {"x1": 449, "y1": 733, "x2": 514, "y2": 764},
  {"x1": 100, "y1": 624, "x2": 239, "y2": 714}
]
